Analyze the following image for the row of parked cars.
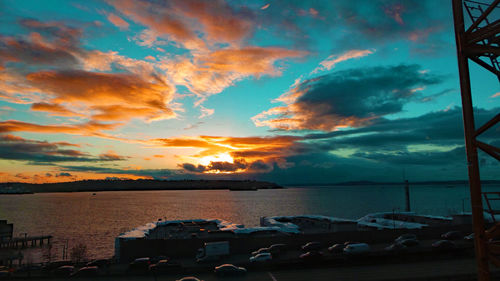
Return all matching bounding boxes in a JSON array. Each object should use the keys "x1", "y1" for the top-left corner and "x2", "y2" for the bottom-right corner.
[
  {"x1": 40, "y1": 259, "x2": 111, "y2": 278},
  {"x1": 248, "y1": 230, "x2": 474, "y2": 263}
]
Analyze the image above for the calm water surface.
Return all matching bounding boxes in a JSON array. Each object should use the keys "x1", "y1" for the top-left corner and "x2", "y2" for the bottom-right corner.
[{"x1": 1, "y1": 184, "x2": 498, "y2": 261}]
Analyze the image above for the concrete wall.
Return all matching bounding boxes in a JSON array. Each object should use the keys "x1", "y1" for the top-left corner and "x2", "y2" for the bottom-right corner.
[{"x1": 116, "y1": 224, "x2": 474, "y2": 263}]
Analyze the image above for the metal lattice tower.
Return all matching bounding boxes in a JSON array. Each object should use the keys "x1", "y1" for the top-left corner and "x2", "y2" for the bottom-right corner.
[{"x1": 452, "y1": 0, "x2": 500, "y2": 280}]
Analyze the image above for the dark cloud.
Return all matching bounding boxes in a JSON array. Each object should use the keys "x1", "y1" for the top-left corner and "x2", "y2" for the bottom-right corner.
[
  {"x1": 56, "y1": 172, "x2": 72, "y2": 177},
  {"x1": 0, "y1": 134, "x2": 128, "y2": 164},
  {"x1": 248, "y1": 160, "x2": 273, "y2": 172},
  {"x1": 179, "y1": 158, "x2": 274, "y2": 174},
  {"x1": 59, "y1": 165, "x2": 179, "y2": 180},
  {"x1": 254, "y1": 64, "x2": 444, "y2": 131},
  {"x1": 181, "y1": 163, "x2": 206, "y2": 173},
  {"x1": 99, "y1": 151, "x2": 129, "y2": 161},
  {"x1": 208, "y1": 159, "x2": 247, "y2": 172},
  {"x1": 252, "y1": 1, "x2": 449, "y2": 53},
  {"x1": 352, "y1": 147, "x2": 466, "y2": 166},
  {"x1": 300, "y1": 107, "x2": 500, "y2": 167}
]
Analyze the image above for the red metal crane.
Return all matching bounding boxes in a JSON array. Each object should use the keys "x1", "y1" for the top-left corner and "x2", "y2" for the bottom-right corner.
[{"x1": 452, "y1": 1, "x2": 500, "y2": 280}]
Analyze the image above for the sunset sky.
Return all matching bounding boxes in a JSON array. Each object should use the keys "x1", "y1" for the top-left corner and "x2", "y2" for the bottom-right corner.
[{"x1": 0, "y1": 0, "x2": 498, "y2": 184}]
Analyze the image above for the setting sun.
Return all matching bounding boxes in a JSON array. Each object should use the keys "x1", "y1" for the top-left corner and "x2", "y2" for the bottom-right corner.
[{"x1": 198, "y1": 153, "x2": 234, "y2": 166}]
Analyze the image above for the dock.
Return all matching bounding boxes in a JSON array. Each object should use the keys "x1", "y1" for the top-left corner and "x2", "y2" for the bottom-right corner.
[{"x1": 0, "y1": 235, "x2": 52, "y2": 249}]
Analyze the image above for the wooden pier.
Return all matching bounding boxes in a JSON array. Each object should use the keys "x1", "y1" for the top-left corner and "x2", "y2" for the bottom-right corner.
[{"x1": 0, "y1": 235, "x2": 52, "y2": 249}]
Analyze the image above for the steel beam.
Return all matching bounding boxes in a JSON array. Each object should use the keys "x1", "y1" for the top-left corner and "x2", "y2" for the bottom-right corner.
[
  {"x1": 453, "y1": 1, "x2": 491, "y2": 280},
  {"x1": 469, "y1": 56, "x2": 500, "y2": 77},
  {"x1": 466, "y1": 0, "x2": 500, "y2": 34},
  {"x1": 474, "y1": 113, "x2": 500, "y2": 137}
]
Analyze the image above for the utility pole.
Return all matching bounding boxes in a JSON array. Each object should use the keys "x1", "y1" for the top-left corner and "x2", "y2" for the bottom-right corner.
[{"x1": 404, "y1": 180, "x2": 411, "y2": 212}]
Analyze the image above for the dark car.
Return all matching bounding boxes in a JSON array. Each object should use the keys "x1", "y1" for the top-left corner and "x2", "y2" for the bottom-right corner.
[
  {"x1": 214, "y1": 264, "x2": 247, "y2": 276},
  {"x1": 464, "y1": 233, "x2": 474, "y2": 241},
  {"x1": 150, "y1": 255, "x2": 169, "y2": 264},
  {"x1": 16, "y1": 264, "x2": 43, "y2": 273},
  {"x1": 385, "y1": 243, "x2": 407, "y2": 253},
  {"x1": 53, "y1": 265, "x2": 74, "y2": 277},
  {"x1": 328, "y1": 243, "x2": 345, "y2": 253},
  {"x1": 432, "y1": 240, "x2": 456, "y2": 251},
  {"x1": 399, "y1": 238, "x2": 420, "y2": 247},
  {"x1": 251, "y1": 248, "x2": 269, "y2": 256},
  {"x1": 395, "y1": 234, "x2": 417, "y2": 243},
  {"x1": 86, "y1": 259, "x2": 110, "y2": 268},
  {"x1": 299, "y1": 251, "x2": 324, "y2": 262},
  {"x1": 149, "y1": 259, "x2": 182, "y2": 273},
  {"x1": 128, "y1": 257, "x2": 151, "y2": 271},
  {"x1": 268, "y1": 244, "x2": 287, "y2": 255},
  {"x1": 42, "y1": 261, "x2": 74, "y2": 273},
  {"x1": 70, "y1": 266, "x2": 98, "y2": 277},
  {"x1": 441, "y1": 231, "x2": 462, "y2": 240},
  {"x1": 302, "y1": 242, "x2": 322, "y2": 251},
  {"x1": 177, "y1": 277, "x2": 202, "y2": 281}
]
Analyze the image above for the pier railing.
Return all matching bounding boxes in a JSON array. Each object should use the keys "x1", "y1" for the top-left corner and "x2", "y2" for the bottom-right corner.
[{"x1": 0, "y1": 235, "x2": 52, "y2": 249}]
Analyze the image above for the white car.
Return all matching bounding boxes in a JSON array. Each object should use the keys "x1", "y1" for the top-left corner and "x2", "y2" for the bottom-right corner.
[
  {"x1": 249, "y1": 252, "x2": 272, "y2": 262},
  {"x1": 343, "y1": 243, "x2": 370, "y2": 254}
]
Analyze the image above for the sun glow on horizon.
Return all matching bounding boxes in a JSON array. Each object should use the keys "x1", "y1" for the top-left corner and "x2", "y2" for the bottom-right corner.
[{"x1": 198, "y1": 153, "x2": 234, "y2": 166}]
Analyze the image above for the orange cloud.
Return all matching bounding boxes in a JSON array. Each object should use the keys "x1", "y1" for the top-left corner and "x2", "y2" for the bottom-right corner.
[
  {"x1": 99, "y1": 150, "x2": 129, "y2": 160},
  {"x1": 107, "y1": 13, "x2": 129, "y2": 30},
  {"x1": 1, "y1": 19, "x2": 178, "y2": 126},
  {"x1": 26, "y1": 70, "x2": 176, "y2": 122},
  {"x1": 163, "y1": 46, "x2": 307, "y2": 100},
  {"x1": 107, "y1": 0, "x2": 203, "y2": 50},
  {"x1": 0, "y1": 120, "x2": 122, "y2": 139},
  {"x1": 312, "y1": 49, "x2": 374, "y2": 74},
  {"x1": 153, "y1": 134, "x2": 303, "y2": 173},
  {"x1": 31, "y1": 102, "x2": 83, "y2": 117},
  {"x1": 107, "y1": 0, "x2": 255, "y2": 49}
]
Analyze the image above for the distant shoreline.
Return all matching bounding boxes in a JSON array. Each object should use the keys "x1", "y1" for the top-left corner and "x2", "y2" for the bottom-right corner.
[
  {"x1": 2, "y1": 179, "x2": 499, "y2": 194},
  {"x1": 0, "y1": 179, "x2": 283, "y2": 194},
  {"x1": 286, "y1": 180, "x2": 500, "y2": 186}
]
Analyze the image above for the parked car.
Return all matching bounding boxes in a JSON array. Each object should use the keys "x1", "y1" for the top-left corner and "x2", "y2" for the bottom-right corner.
[
  {"x1": 176, "y1": 277, "x2": 202, "y2": 281},
  {"x1": 86, "y1": 259, "x2": 110, "y2": 268},
  {"x1": 53, "y1": 265, "x2": 74, "y2": 277},
  {"x1": 149, "y1": 259, "x2": 182, "y2": 273},
  {"x1": 328, "y1": 243, "x2": 345, "y2": 253},
  {"x1": 441, "y1": 231, "x2": 462, "y2": 240},
  {"x1": 150, "y1": 255, "x2": 169, "y2": 264},
  {"x1": 302, "y1": 242, "x2": 322, "y2": 251},
  {"x1": 432, "y1": 240, "x2": 456, "y2": 250},
  {"x1": 42, "y1": 261, "x2": 74, "y2": 273},
  {"x1": 464, "y1": 233, "x2": 474, "y2": 241},
  {"x1": 385, "y1": 243, "x2": 407, "y2": 252},
  {"x1": 299, "y1": 251, "x2": 324, "y2": 262},
  {"x1": 16, "y1": 264, "x2": 42, "y2": 273},
  {"x1": 395, "y1": 234, "x2": 417, "y2": 243},
  {"x1": 251, "y1": 248, "x2": 269, "y2": 256},
  {"x1": 399, "y1": 238, "x2": 420, "y2": 247},
  {"x1": 128, "y1": 257, "x2": 151, "y2": 271},
  {"x1": 344, "y1": 243, "x2": 370, "y2": 254},
  {"x1": 70, "y1": 266, "x2": 99, "y2": 277},
  {"x1": 268, "y1": 244, "x2": 287, "y2": 255},
  {"x1": 214, "y1": 264, "x2": 247, "y2": 276},
  {"x1": 250, "y1": 252, "x2": 272, "y2": 262}
]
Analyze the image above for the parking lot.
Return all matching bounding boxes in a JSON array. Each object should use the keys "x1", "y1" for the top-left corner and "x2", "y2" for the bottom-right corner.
[{"x1": 17, "y1": 257, "x2": 498, "y2": 281}]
